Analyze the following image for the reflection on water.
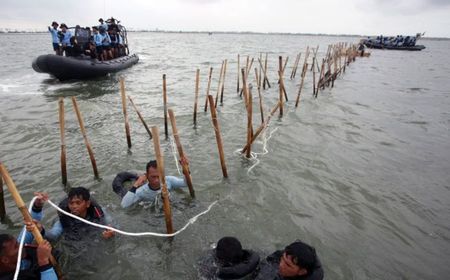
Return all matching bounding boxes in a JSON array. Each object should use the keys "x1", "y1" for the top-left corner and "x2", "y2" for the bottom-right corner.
[{"x1": 0, "y1": 33, "x2": 450, "y2": 279}]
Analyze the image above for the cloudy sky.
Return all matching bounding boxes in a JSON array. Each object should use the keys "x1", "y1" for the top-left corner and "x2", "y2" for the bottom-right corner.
[{"x1": 1, "y1": 0, "x2": 449, "y2": 37}]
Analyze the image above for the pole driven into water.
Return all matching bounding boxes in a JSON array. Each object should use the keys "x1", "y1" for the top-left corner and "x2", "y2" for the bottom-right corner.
[
  {"x1": 128, "y1": 96, "x2": 153, "y2": 139},
  {"x1": 0, "y1": 163, "x2": 63, "y2": 278},
  {"x1": 58, "y1": 98, "x2": 67, "y2": 185},
  {"x1": 119, "y1": 77, "x2": 132, "y2": 148},
  {"x1": 193, "y1": 69, "x2": 200, "y2": 127},
  {"x1": 151, "y1": 126, "x2": 173, "y2": 234},
  {"x1": 207, "y1": 95, "x2": 228, "y2": 178},
  {"x1": 163, "y1": 74, "x2": 169, "y2": 139},
  {"x1": 246, "y1": 85, "x2": 253, "y2": 158},
  {"x1": 220, "y1": 59, "x2": 227, "y2": 105},
  {"x1": 168, "y1": 109, "x2": 195, "y2": 198},
  {"x1": 71, "y1": 97, "x2": 99, "y2": 178},
  {"x1": 254, "y1": 68, "x2": 265, "y2": 124},
  {"x1": 237, "y1": 54, "x2": 240, "y2": 93},
  {"x1": 204, "y1": 67, "x2": 213, "y2": 112}
]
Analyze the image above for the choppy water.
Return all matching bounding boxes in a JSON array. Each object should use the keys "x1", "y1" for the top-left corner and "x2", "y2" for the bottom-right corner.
[{"x1": 0, "y1": 32, "x2": 449, "y2": 279}]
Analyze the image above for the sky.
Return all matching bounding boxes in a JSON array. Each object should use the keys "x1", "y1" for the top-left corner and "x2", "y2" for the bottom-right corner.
[{"x1": 0, "y1": 0, "x2": 449, "y2": 37}]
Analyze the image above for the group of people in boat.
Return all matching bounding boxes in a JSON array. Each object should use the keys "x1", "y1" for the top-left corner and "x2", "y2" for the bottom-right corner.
[
  {"x1": 47, "y1": 17, "x2": 128, "y2": 61},
  {"x1": 365, "y1": 35, "x2": 418, "y2": 47},
  {"x1": 0, "y1": 158, "x2": 324, "y2": 280}
]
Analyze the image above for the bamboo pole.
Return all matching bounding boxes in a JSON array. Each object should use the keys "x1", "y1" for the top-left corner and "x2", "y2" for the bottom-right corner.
[
  {"x1": 119, "y1": 77, "x2": 132, "y2": 148},
  {"x1": 258, "y1": 53, "x2": 262, "y2": 89},
  {"x1": 263, "y1": 53, "x2": 269, "y2": 89},
  {"x1": 150, "y1": 127, "x2": 173, "y2": 234},
  {"x1": 207, "y1": 95, "x2": 228, "y2": 178},
  {"x1": 237, "y1": 54, "x2": 240, "y2": 93},
  {"x1": 215, "y1": 60, "x2": 225, "y2": 108},
  {"x1": 246, "y1": 85, "x2": 253, "y2": 158},
  {"x1": 0, "y1": 175, "x2": 5, "y2": 220},
  {"x1": 291, "y1": 53, "x2": 301, "y2": 79},
  {"x1": 128, "y1": 96, "x2": 153, "y2": 139},
  {"x1": 295, "y1": 62, "x2": 307, "y2": 107},
  {"x1": 71, "y1": 97, "x2": 99, "y2": 178},
  {"x1": 258, "y1": 58, "x2": 271, "y2": 89},
  {"x1": 312, "y1": 58, "x2": 317, "y2": 95},
  {"x1": 241, "y1": 68, "x2": 249, "y2": 109},
  {"x1": 0, "y1": 163, "x2": 63, "y2": 278},
  {"x1": 242, "y1": 102, "x2": 280, "y2": 154},
  {"x1": 168, "y1": 109, "x2": 195, "y2": 198},
  {"x1": 220, "y1": 59, "x2": 227, "y2": 105},
  {"x1": 278, "y1": 56, "x2": 284, "y2": 117},
  {"x1": 193, "y1": 69, "x2": 200, "y2": 127},
  {"x1": 282, "y1": 56, "x2": 289, "y2": 76},
  {"x1": 204, "y1": 67, "x2": 213, "y2": 112},
  {"x1": 254, "y1": 68, "x2": 265, "y2": 123},
  {"x1": 58, "y1": 98, "x2": 67, "y2": 186},
  {"x1": 163, "y1": 74, "x2": 169, "y2": 139}
]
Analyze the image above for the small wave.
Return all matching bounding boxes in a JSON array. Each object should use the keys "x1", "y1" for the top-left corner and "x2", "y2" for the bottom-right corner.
[{"x1": 0, "y1": 84, "x2": 19, "y2": 92}]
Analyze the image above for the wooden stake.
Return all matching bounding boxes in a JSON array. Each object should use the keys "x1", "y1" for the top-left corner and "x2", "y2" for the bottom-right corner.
[
  {"x1": 263, "y1": 53, "x2": 269, "y2": 89},
  {"x1": 237, "y1": 54, "x2": 240, "y2": 93},
  {"x1": 258, "y1": 58, "x2": 271, "y2": 89},
  {"x1": 119, "y1": 77, "x2": 132, "y2": 148},
  {"x1": 193, "y1": 69, "x2": 200, "y2": 127},
  {"x1": 246, "y1": 85, "x2": 253, "y2": 158},
  {"x1": 258, "y1": 53, "x2": 263, "y2": 89},
  {"x1": 0, "y1": 175, "x2": 5, "y2": 221},
  {"x1": 295, "y1": 62, "x2": 307, "y2": 107},
  {"x1": 242, "y1": 102, "x2": 280, "y2": 154},
  {"x1": 71, "y1": 97, "x2": 99, "y2": 178},
  {"x1": 254, "y1": 68, "x2": 265, "y2": 123},
  {"x1": 207, "y1": 95, "x2": 228, "y2": 178},
  {"x1": 0, "y1": 163, "x2": 63, "y2": 278},
  {"x1": 215, "y1": 60, "x2": 225, "y2": 108},
  {"x1": 312, "y1": 58, "x2": 316, "y2": 95},
  {"x1": 204, "y1": 67, "x2": 213, "y2": 112},
  {"x1": 168, "y1": 109, "x2": 195, "y2": 198},
  {"x1": 241, "y1": 68, "x2": 249, "y2": 109},
  {"x1": 128, "y1": 96, "x2": 153, "y2": 139},
  {"x1": 150, "y1": 127, "x2": 173, "y2": 234},
  {"x1": 220, "y1": 59, "x2": 227, "y2": 105},
  {"x1": 278, "y1": 56, "x2": 284, "y2": 117},
  {"x1": 163, "y1": 74, "x2": 168, "y2": 139},
  {"x1": 58, "y1": 98, "x2": 67, "y2": 185}
]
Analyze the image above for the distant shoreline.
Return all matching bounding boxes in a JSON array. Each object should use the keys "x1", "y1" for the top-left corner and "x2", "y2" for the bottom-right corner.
[{"x1": 0, "y1": 30, "x2": 448, "y2": 40}]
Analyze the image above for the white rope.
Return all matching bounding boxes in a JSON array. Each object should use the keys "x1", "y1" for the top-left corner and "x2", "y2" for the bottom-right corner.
[
  {"x1": 46, "y1": 199, "x2": 218, "y2": 237},
  {"x1": 168, "y1": 137, "x2": 182, "y2": 176},
  {"x1": 14, "y1": 197, "x2": 37, "y2": 280}
]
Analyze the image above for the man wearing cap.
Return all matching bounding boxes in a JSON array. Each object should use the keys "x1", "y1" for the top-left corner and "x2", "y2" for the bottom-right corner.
[
  {"x1": 47, "y1": 21, "x2": 61, "y2": 55},
  {"x1": 255, "y1": 240, "x2": 324, "y2": 280},
  {"x1": 59, "y1": 23, "x2": 72, "y2": 56},
  {"x1": 98, "y1": 18, "x2": 108, "y2": 32}
]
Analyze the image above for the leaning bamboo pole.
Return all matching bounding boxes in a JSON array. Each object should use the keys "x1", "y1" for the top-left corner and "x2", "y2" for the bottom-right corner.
[
  {"x1": 168, "y1": 109, "x2": 195, "y2": 198},
  {"x1": 0, "y1": 163, "x2": 63, "y2": 278},
  {"x1": 128, "y1": 96, "x2": 153, "y2": 139},
  {"x1": 258, "y1": 58, "x2": 271, "y2": 89},
  {"x1": 241, "y1": 68, "x2": 249, "y2": 110},
  {"x1": 215, "y1": 60, "x2": 225, "y2": 108},
  {"x1": 58, "y1": 98, "x2": 67, "y2": 185},
  {"x1": 207, "y1": 95, "x2": 228, "y2": 178},
  {"x1": 119, "y1": 77, "x2": 132, "y2": 148},
  {"x1": 258, "y1": 53, "x2": 262, "y2": 89},
  {"x1": 204, "y1": 67, "x2": 213, "y2": 112},
  {"x1": 237, "y1": 54, "x2": 240, "y2": 93},
  {"x1": 295, "y1": 61, "x2": 308, "y2": 107},
  {"x1": 150, "y1": 126, "x2": 173, "y2": 234},
  {"x1": 163, "y1": 74, "x2": 169, "y2": 139},
  {"x1": 220, "y1": 59, "x2": 227, "y2": 105},
  {"x1": 71, "y1": 97, "x2": 99, "y2": 178},
  {"x1": 242, "y1": 102, "x2": 280, "y2": 154},
  {"x1": 278, "y1": 56, "x2": 284, "y2": 117},
  {"x1": 193, "y1": 69, "x2": 200, "y2": 127}
]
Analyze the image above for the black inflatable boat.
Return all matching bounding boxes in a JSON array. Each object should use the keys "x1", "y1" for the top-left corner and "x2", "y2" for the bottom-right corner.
[{"x1": 32, "y1": 53, "x2": 139, "y2": 81}]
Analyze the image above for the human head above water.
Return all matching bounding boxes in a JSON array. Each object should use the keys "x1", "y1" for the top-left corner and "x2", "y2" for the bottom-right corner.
[
  {"x1": 67, "y1": 187, "x2": 91, "y2": 218},
  {"x1": 215, "y1": 236, "x2": 244, "y2": 265},
  {"x1": 145, "y1": 160, "x2": 160, "y2": 189},
  {"x1": 279, "y1": 241, "x2": 317, "y2": 277},
  {"x1": 0, "y1": 234, "x2": 18, "y2": 270}
]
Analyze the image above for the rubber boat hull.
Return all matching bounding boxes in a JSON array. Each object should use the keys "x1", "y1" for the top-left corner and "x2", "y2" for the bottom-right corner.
[
  {"x1": 363, "y1": 41, "x2": 425, "y2": 51},
  {"x1": 32, "y1": 54, "x2": 139, "y2": 80}
]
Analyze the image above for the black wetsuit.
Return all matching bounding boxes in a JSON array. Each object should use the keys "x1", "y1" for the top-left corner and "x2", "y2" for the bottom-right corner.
[
  {"x1": 198, "y1": 249, "x2": 260, "y2": 279},
  {"x1": 254, "y1": 250, "x2": 324, "y2": 280}
]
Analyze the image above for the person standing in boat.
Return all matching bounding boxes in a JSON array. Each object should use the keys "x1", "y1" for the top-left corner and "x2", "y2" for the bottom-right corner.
[
  {"x1": 99, "y1": 27, "x2": 113, "y2": 60},
  {"x1": 47, "y1": 21, "x2": 61, "y2": 56},
  {"x1": 92, "y1": 27, "x2": 104, "y2": 61},
  {"x1": 98, "y1": 18, "x2": 108, "y2": 32},
  {"x1": 59, "y1": 23, "x2": 72, "y2": 57}
]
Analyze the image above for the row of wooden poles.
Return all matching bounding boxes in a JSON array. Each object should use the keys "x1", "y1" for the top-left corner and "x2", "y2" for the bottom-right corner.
[{"x1": 0, "y1": 42, "x2": 366, "y2": 235}]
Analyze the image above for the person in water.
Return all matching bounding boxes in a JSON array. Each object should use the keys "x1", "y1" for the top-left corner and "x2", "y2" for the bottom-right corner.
[
  {"x1": 0, "y1": 194, "x2": 57, "y2": 280},
  {"x1": 255, "y1": 240, "x2": 324, "y2": 280},
  {"x1": 47, "y1": 21, "x2": 61, "y2": 56},
  {"x1": 198, "y1": 236, "x2": 260, "y2": 279},
  {"x1": 31, "y1": 188, "x2": 114, "y2": 241},
  {"x1": 112, "y1": 158, "x2": 189, "y2": 208}
]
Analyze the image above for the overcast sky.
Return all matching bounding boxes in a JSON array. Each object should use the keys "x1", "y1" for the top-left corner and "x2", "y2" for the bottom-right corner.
[{"x1": 1, "y1": 0, "x2": 449, "y2": 37}]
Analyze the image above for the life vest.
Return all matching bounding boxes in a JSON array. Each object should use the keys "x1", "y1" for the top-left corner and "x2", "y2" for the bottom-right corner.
[{"x1": 58, "y1": 198, "x2": 106, "y2": 241}]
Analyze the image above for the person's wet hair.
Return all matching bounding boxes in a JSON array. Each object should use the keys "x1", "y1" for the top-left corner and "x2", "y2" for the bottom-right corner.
[
  {"x1": 0, "y1": 234, "x2": 15, "y2": 255},
  {"x1": 215, "y1": 237, "x2": 244, "y2": 265},
  {"x1": 284, "y1": 241, "x2": 317, "y2": 275},
  {"x1": 146, "y1": 160, "x2": 157, "y2": 172},
  {"x1": 68, "y1": 187, "x2": 90, "y2": 201}
]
